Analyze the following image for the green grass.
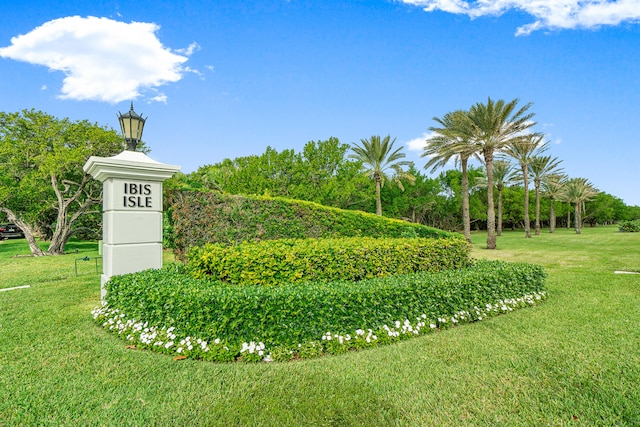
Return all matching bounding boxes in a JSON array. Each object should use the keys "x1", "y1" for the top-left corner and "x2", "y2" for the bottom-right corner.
[{"x1": 1, "y1": 227, "x2": 639, "y2": 426}]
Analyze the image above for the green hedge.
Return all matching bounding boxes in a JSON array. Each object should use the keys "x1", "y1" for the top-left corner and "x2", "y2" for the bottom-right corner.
[
  {"x1": 619, "y1": 220, "x2": 640, "y2": 232},
  {"x1": 104, "y1": 260, "x2": 546, "y2": 352},
  {"x1": 187, "y1": 237, "x2": 472, "y2": 285},
  {"x1": 167, "y1": 191, "x2": 459, "y2": 258}
]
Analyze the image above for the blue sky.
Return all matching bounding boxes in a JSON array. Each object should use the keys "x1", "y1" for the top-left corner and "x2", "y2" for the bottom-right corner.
[{"x1": 1, "y1": 0, "x2": 639, "y2": 205}]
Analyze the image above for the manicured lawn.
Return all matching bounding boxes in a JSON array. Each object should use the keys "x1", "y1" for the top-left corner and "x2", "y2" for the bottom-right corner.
[{"x1": 1, "y1": 226, "x2": 639, "y2": 426}]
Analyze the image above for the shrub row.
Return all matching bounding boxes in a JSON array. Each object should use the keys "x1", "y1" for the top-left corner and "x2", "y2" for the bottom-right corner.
[
  {"x1": 104, "y1": 260, "x2": 546, "y2": 351},
  {"x1": 187, "y1": 237, "x2": 472, "y2": 285},
  {"x1": 619, "y1": 220, "x2": 640, "y2": 232},
  {"x1": 167, "y1": 191, "x2": 459, "y2": 258}
]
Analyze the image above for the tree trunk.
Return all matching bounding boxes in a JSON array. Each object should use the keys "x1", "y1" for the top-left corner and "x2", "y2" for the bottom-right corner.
[
  {"x1": 485, "y1": 150, "x2": 497, "y2": 249},
  {"x1": 497, "y1": 184, "x2": 503, "y2": 237},
  {"x1": 460, "y1": 157, "x2": 471, "y2": 243},
  {"x1": 47, "y1": 223, "x2": 74, "y2": 254},
  {"x1": 375, "y1": 173, "x2": 382, "y2": 216},
  {"x1": 534, "y1": 181, "x2": 541, "y2": 235},
  {"x1": 46, "y1": 173, "x2": 99, "y2": 255},
  {"x1": 549, "y1": 197, "x2": 556, "y2": 233},
  {"x1": 0, "y1": 207, "x2": 45, "y2": 256},
  {"x1": 522, "y1": 164, "x2": 531, "y2": 238},
  {"x1": 574, "y1": 203, "x2": 581, "y2": 234},
  {"x1": 567, "y1": 205, "x2": 571, "y2": 229}
]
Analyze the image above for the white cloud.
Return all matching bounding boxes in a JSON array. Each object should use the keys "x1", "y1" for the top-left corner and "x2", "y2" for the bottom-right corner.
[
  {"x1": 405, "y1": 131, "x2": 461, "y2": 169},
  {"x1": 405, "y1": 131, "x2": 437, "y2": 152},
  {"x1": 176, "y1": 42, "x2": 200, "y2": 56},
  {"x1": 407, "y1": 131, "x2": 449, "y2": 166},
  {"x1": 401, "y1": 0, "x2": 640, "y2": 35},
  {"x1": 0, "y1": 16, "x2": 198, "y2": 103},
  {"x1": 149, "y1": 94, "x2": 168, "y2": 104}
]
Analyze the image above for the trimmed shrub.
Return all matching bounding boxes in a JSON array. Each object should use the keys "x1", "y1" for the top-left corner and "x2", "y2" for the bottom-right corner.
[
  {"x1": 167, "y1": 191, "x2": 458, "y2": 258},
  {"x1": 619, "y1": 220, "x2": 640, "y2": 232},
  {"x1": 104, "y1": 260, "x2": 546, "y2": 350},
  {"x1": 187, "y1": 237, "x2": 472, "y2": 285}
]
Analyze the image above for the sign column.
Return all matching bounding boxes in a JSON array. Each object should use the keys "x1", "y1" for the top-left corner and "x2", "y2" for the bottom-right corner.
[{"x1": 83, "y1": 151, "x2": 180, "y2": 301}]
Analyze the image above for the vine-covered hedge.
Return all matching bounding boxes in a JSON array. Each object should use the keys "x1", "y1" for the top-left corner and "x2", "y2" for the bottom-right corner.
[
  {"x1": 167, "y1": 191, "x2": 459, "y2": 258},
  {"x1": 187, "y1": 237, "x2": 472, "y2": 285},
  {"x1": 102, "y1": 260, "x2": 546, "y2": 357}
]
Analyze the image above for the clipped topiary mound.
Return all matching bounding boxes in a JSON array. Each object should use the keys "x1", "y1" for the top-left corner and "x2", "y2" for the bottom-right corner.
[
  {"x1": 619, "y1": 220, "x2": 640, "y2": 232},
  {"x1": 187, "y1": 236, "x2": 472, "y2": 285},
  {"x1": 95, "y1": 260, "x2": 547, "y2": 362},
  {"x1": 167, "y1": 191, "x2": 459, "y2": 258}
]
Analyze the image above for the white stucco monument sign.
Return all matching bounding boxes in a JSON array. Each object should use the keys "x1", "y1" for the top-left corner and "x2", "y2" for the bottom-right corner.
[{"x1": 83, "y1": 150, "x2": 180, "y2": 301}]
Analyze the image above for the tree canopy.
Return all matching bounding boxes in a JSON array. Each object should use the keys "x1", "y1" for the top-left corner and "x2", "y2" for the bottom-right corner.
[{"x1": 0, "y1": 109, "x2": 123, "y2": 255}]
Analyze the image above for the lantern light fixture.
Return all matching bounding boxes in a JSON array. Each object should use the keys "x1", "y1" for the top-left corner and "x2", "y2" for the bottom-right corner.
[{"x1": 117, "y1": 102, "x2": 146, "y2": 151}]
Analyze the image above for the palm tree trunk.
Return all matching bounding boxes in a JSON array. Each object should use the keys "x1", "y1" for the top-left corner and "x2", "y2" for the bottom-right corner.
[
  {"x1": 497, "y1": 184, "x2": 503, "y2": 237},
  {"x1": 549, "y1": 198, "x2": 556, "y2": 233},
  {"x1": 567, "y1": 205, "x2": 571, "y2": 229},
  {"x1": 485, "y1": 150, "x2": 497, "y2": 249},
  {"x1": 460, "y1": 157, "x2": 471, "y2": 243},
  {"x1": 375, "y1": 174, "x2": 382, "y2": 216},
  {"x1": 522, "y1": 164, "x2": 531, "y2": 238},
  {"x1": 534, "y1": 183, "x2": 541, "y2": 235},
  {"x1": 574, "y1": 203, "x2": 581, "y2": 234}
]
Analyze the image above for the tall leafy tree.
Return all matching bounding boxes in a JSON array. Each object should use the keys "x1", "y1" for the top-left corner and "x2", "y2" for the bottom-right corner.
[
  {"x1": 349, "y1": 135, "x2": 415, "y2": 216},
  {"x1": 500, "y1": 186, "x2": 526, "y2": 230},
  {"x1": 0, "y1": 109, "x2": 123, "y2": 255},
  {"x1": 437, "y1": 166, "x2": 486, "y2": 233},
  {"x1": 381, "y1": 165, "x2": 442, "y2": 224},
  {"x1": 502, "y1": 134, "x2": 548, "y2": 238},
  {"x1": 191, "y1": 138, "x2": 371, "y2": 210},
  {"x1": 585, "y1": 192, "x2": 624, "y2": 226},
  {"x1": 423, "y1": 110, "x2": 479, "y2": 242},
  {"x1": 560, "y1": 177, "x2": 598, "y2": 234},
  {"x1": 465, "y1": 97, "x2": 536, "y2": 248},
  {"x1": 296, "y1": 138, "x2": 371, "y2": 209},
  {"x1": 529, "y1": 154, "x2": 563, "y2": 235}
]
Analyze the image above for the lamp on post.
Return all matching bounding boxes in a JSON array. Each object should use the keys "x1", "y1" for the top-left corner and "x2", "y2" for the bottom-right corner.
[{"x1": 118, "y1": 102, "x2": 146, "y2": 151}]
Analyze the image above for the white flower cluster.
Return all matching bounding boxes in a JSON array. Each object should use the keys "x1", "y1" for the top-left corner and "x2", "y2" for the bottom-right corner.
[
  {"x1": 318, "y1": 291, "x2": 548, "y2": 351},
  {"x1": 322, "y1": 332, "x2": 352, "y2": 344},
  {"x1": 176, "y1": 336, "x2": 210, "y2": 354},
  {"x1": 471, "y1": 292, "x2": 548, "y2": 320},
  {"x1": 91, "y1": 304, "x2": 230, "y2": 358},
  {"x1": 240, "y1": 341, "x2": 266, "y2": 356},
  {"x1": 93, "y1": 291, "x2": 547, "y2": 362},
  {"x1": 355, "y1": 328, "x2": 378, "y2": 343}
]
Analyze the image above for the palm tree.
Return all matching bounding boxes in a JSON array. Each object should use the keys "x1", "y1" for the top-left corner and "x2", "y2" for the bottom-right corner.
[
  {"x1": 349, "y1": 135, "x2": 415, "y2": 216},
  {"x1": 560, "y1": 178, "x2": 598, "y2": 234},
  {"x1": 466, "y1": 98, "x2": 536, "y2": 249},
  {"x1": 492, "y1": 160, "x2": 516, "y2": 236},
  {"x1": 474, "y1": 160, "x2": 515, "y2": 237},
  {"x1": 502, "y1": 134, "x2": 548, "y2": 238},
  {"x1": 540, "y1": 173, "x2": 567, "y2": 233},
  {"x1": 529, "y1": 155, "x2": 563, "y2": 235},
  {"x1": 422, "y1": 110, "x2": 479, "y2": 243}
]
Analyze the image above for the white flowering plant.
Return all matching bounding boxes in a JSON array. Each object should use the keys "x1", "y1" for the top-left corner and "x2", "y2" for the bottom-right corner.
[
  {"x1": 93, "y1": 291, "x2": 547, "y2": 362},
  {"x1": 95, "y1": 260, "x2": 547, "y2": 362},
  {"x1": 91, "y1": 305, "x2": 237, "y2": 362}
]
